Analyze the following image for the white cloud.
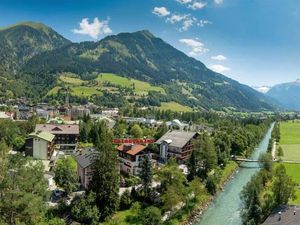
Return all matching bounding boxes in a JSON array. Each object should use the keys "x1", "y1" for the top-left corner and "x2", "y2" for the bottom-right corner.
[
  {"x1": 197, "y1": 20, "x2": 211, "y2": 27},
  {"x1": 209, "y1": 64, "x2": 230, "y2": 73},
  {"x1": 214, "y1": 0, "x2": 224, "y2": 5},
  {"x1": 211, "y1": 54, "x2": 227, "y2": 61},
  {"x1": 188, "y1": 1, "x2": 207, "y2": 10},
  {"x1": 176, "y1": 0, "x2": 193, "y2": 4},
  {"x1": 152, "y1": 7, "x2": 170, "y2": 17},
  {"x1": 179, "y1": 38, "x2": 209, "y2": 56},
  {"x1": 72, "y1": 17, "x2": 112, "y2": 39},
  {"x1": 166, "y1": 14, "x2": 188, "y2": 23},
  {"x1": 166, "y1": 14, "x2": 209, "y2": 31}
]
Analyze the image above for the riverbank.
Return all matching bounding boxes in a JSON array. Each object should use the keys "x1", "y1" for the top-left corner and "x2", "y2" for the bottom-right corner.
[
  {"x1": 180, "y1": 161, "x2": 239, "y2": 225},
  {"x1": 191, "y1": 123, "x2": 274, "y2": 225}
]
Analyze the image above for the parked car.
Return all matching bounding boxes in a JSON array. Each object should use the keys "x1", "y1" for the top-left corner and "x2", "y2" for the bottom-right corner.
[{"x1": 53, "y1": 189, "x2": 64, "y2": 197}]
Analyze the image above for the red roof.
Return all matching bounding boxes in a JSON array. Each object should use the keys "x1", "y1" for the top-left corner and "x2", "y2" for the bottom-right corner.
[
  {"x1": 117, "y1": 144, "x2": 147, "y2": 156},
  {"x1": 35, "y1": 124, "x2": 79, "y2": 135}
]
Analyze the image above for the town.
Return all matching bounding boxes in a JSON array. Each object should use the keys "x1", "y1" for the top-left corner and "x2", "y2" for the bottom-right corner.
[
  {"x1": 1, "y1": 96, "x2": 300, "y2": 225},
  {"x1": 1, "y1": 1, "x2": 300, "y2": 224}
]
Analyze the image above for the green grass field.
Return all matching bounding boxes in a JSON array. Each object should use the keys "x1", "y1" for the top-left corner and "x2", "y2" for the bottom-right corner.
[
  {"x1": 59, "y1": 74, "x2": 84, "y2": 85},
  {"x1": 279, "y1": 144, "x2": 300, "y2": 161},
  {"x1": 280, "y1": 121, "x2": 300, "y2": 144},
  {"x1": 47, "y1": 72, "x2": 165, "y2": 98},
  {"x1": 279, "y1": 121, "x2": 300, "y2": 161},
  {"x1": 158, "y1": 101, "x2": 193, "y2": 112},
  {"x1": 70, "y1": 86, "x2": 102, "y2": 97},
  {"x1": 96, "y1": 73, "x2": 165, "y2": 95},
  {"x1": 279, "y1": 163, "x2": 300, "y2": 204}
]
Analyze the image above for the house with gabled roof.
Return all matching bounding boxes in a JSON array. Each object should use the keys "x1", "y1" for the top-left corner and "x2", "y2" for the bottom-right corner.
[
  {"x1": 117, "y1": 144, "x2": 152, "y2": 175},
  {"x1": 74, "y1": 148, "x2": 97, "y2": 189},
  {"x1": 25, "y1": 131, "x2": 55, "y2": 160},
  {"x1": 155, "y1": 130, "x2": 198, "y2": 164},
  {"x1": 35, "y1": 124, "x2": 79, "y2": 153}
]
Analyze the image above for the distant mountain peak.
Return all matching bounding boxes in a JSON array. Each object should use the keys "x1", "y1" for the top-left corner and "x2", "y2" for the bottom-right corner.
[
  {"x1": 295, "y1": 79, "x2": 300, "y2": 83},
  {"x1": 0, "y1": 21, "x2": 51, "y2": 33},
  {"x1": 252, "y1": 86, "x2": 271, "y2": 94}
]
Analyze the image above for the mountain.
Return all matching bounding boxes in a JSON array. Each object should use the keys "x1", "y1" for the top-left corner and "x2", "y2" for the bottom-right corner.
[
  {"x1": 252, "y1": 86, "x2": 271, "y2": 94},
  {"x1": 0, "y1": 22, "x2": 71, "y2": 97},
  {"x1": 0, "y1": 22, "x2": 70, "y2": 74},
  {"x1": 266, "y1": 79, "x2": 300, "y2": 110},
  {"x1": 0, "y1": 22, "x2": 275, "y2": 111}
]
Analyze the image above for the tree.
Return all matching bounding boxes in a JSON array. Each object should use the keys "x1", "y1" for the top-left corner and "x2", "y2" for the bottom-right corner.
[
  {"x1": 258, "y1": 153, "x2": 273, "y2": 172},
  {"x1": 189, "y1": 177, "x2": 206, "y2": 201},
  {"x1": 54, "y1": 157, "x2": 79, "y2": 194},
  {"x1": 89, "y1": 121, "x2": 119, "y2": 221},
  {"x1": 139, "y1": 206, "x2": 162, "y2": 225},
  {"x1": 241, "y1": 183, "x2": 262, "y2": 225},
  {"x1": 272, "y1": 164, "x2": 296, "y2": 205},
  {"x1": 154, "y1": 123, "x2": 168, "y2": 140},
  {"x1": 130, "y1": 124, "x2": 143, "y2": 138},
  {"x1": 277, "y1": 146, "x2": 284, "y2": 158},
  {"x1": 157, "y1": 158, "x2": 188, "y2": 211},
  {"x1": 47, "y1": 218, "x2": 66, "y2": 225},
  {"x1": 206, "y1": 175, "x2": 217, "y2": 195},
  {"x1": 119, "y1": 190, "x2": 132, "y2": 210},
  {"x1": 71, "y1": 192, "x2": 99, "y2": 225},
  {"x1": 0, "y1": 154, "x2": 49, "y2": 225},
  {"x1": 79, "y1": 122, "x2": 89, "y2": 142},
  {"x1": 187, "y1": 133, "x2": 217, "y2": 179},
  {"x1": 139, "y1": 154, "x2": 153, "y2": 200},
  {"x1": 12, "y1": 136, "x2": 25, "y2": 151}
]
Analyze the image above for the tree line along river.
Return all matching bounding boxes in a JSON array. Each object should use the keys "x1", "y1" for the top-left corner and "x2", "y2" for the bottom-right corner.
[{"x1": 195, "y1": 123, "x2": 275, "y2": 225}]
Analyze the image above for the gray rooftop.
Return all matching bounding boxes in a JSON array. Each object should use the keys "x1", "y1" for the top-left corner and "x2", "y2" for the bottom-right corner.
[
  {"x1": 156, "y1": 130, "x2": 197, "y2": 148},
  {"x1": 74, "y1": 148, "x2": 98, "y2": 168},
  {"x1": 262, "y1": 205, "x2": 300, "y2": 225}
]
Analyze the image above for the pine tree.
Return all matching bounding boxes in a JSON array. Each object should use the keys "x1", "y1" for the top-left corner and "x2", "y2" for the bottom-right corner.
[
  {"x1": 188, "y1": 133, "x2": 217, "y2": 179},
  {"x1": 89, "y1": 121, "x2": 119, "y2": 221},
  {"x1": 139, "y1": 154, "x2": 153, "y2": 200}
]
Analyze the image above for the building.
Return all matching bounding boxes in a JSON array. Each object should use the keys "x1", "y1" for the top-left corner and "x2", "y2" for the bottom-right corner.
[
  {"x1": 0, "y1": 111, "x2": 13, "y2": 120},
  {"x1": 117, "y1": 144, "x2": 151, "y2": 175},
  {"x1": 74, "y1": 148, "x2": 97, "y2": 189},
  {"x1": 156, "y1": 130, "x2": 198, "y2": 164},
  {"x1": 35, "y1": 124, "x2": 79, "y2": 152},
  {"x1": 90, "y1": 114, "x2": 116, "y2": 129},
  {"x1": 262, "y1": 205, "x2": 300, "y2": 225},
  {"x1": 36, "y1": 108, "x2": 50, "y2": 120},
  {"x1": 70, "y1": 106, "x2": 90, "y2": 120},
  {"x1": 25, "y1": 131, "x2": 55, "y2": 160},
  {"x1": 165, "y1": 119, "x2": 189, "y2": 130}
]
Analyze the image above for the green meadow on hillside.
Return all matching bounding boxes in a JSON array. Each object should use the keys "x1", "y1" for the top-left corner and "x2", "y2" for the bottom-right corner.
[
  {"x1": 96, "y1": 73, "x2": 166, "y2": 95},
  {"x1": 47, "y1": 72, "x2": 165, "y2": 97},
  {"x1": 158, "y1": 101, "x2": 193, "y2": 112}
]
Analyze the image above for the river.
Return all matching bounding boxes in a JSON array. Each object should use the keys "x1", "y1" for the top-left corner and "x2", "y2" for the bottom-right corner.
[{"x1": 195, "y1": 123, "x2": 274, "y2": 225}]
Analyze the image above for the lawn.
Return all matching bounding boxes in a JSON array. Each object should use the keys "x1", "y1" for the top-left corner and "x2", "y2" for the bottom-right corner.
[
  {"x1": 158, "y1": 102, "x2": 193, "y2": 112},
  {"x1": 279, "y1": 121, "x2": 300, "y2": 144},
  {"x1": 97, "y1": 73, "x2": 166, "y2": 95},
  {"x1": 278, "y1": 163, "x2": 300, "y2": 204},
  {"x1": 101, "y1": 209, "x2": 137, "y2": 225},
  {"x1": 279, "y1": 121, "x2": 300, "y2": 161},
  {"x1": 70, "y1": 86, "x2": 102, "y2": 97},
  {"x1": 59, "y1": 74, "x2": 84, "y2": 85},
  {"x1": 279, "y1": 144, "x2": 300, "y2": 161},
  {"x1": 48, "y1": 72, "x2": 166, "y2": 98}
]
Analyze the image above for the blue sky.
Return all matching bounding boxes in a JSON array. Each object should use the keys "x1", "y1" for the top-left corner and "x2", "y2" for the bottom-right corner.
[{"x1": 0, "y1": 0, "x2": 299, "y2": 87}]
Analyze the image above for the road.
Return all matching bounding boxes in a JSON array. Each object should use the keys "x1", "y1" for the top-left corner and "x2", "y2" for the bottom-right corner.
[{"x1": 271, "y1": 141, "x2": 276, "y2": 160}]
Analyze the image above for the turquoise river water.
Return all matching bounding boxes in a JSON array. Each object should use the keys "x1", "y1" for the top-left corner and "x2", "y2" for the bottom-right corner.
[{"x1": 196, "y1": 123, "x2": 275, "y2": 225}]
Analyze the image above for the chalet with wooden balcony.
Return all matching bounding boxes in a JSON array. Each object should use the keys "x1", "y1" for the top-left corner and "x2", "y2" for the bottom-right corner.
[{"x1": 155, "y1": 130, "x2": 198, "y2": 164}]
